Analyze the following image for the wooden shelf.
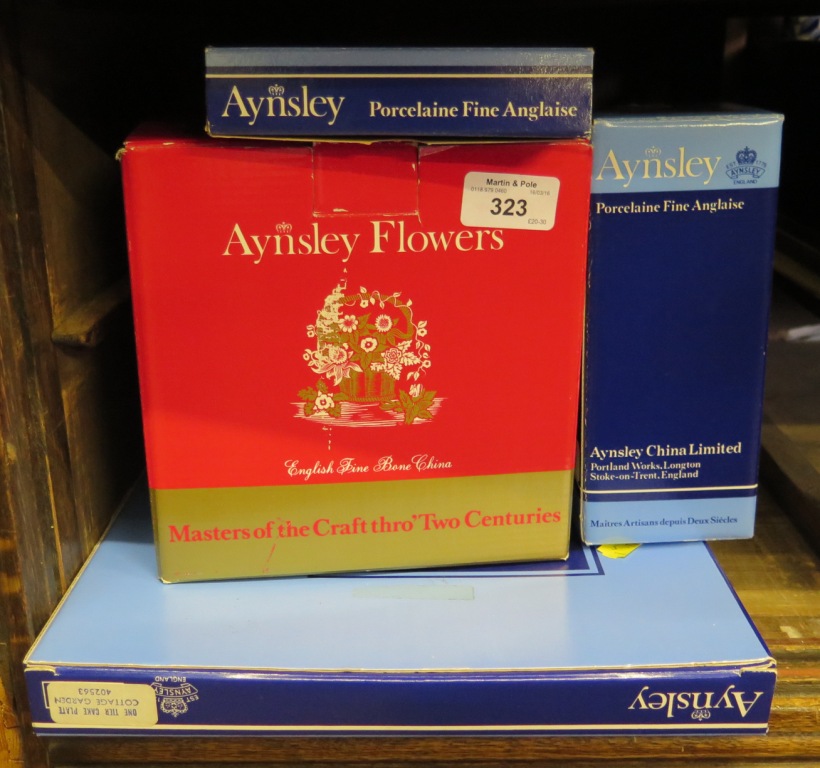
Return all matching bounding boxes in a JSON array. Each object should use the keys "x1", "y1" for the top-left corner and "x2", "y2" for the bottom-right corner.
[{"x1": 3, "y1": 2, "x2": 820, "y2": 766}]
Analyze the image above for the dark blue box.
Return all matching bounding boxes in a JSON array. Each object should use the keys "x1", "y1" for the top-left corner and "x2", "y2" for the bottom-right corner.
[
  {"x1": 580, "y1": 110, "x2": 784, "y2": 544},
  {"x1": 205, "y1": 47, "x2": 592, "y2": 139}
]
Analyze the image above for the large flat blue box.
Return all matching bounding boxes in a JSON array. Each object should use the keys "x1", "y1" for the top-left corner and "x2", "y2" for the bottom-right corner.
[
  {"x1": 580, "y1": 109, "x2": 784, "y2": 545},
  {"x1": 24, "y1": 482, "x2": 774, "y2": 736},
  {"x1": 205, "y1": 47, "x2": 592, "y2": 139}
]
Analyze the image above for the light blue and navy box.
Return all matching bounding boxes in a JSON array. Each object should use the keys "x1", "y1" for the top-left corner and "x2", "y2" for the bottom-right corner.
[
  {"x1": 205, "y1": 47, "x2": 592, "y2": 139},
  {"x1": 580, "y1": 109, "x2": 784, "y2": 545},
  {"x1": 24, "y1": 482, "x2": 775, "y2": 736}
]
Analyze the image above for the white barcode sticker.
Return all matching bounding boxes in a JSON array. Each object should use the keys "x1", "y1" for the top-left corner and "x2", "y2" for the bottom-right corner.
[
  {"x1": 44, "y1": 681, "x2": 158, "y2": 727},
  {"x1": 461, "y1": 172, "x2": 560, "y2": 230}
]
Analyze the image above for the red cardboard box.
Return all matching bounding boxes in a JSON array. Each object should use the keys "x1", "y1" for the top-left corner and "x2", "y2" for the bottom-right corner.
[{"x1": 120, "y1": 129, "x2": 591, "y2": 581}]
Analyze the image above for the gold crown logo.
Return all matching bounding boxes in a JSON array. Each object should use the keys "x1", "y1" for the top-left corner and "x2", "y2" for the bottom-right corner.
[
  {"x1": 645, "y1": 146, "x2": 662, "y2": 158},
  {"x1": 276, "y1": 221, "x2": 292, "y2": 233},
  {"x1": 268, "y1": 83, "x2": 285, "y2": 96}
]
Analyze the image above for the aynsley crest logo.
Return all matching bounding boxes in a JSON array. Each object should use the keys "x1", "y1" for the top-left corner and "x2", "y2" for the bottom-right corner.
[
  {"x1": 629, "y1": 684, "x2": 765, "y2": 720},
  {"x1": 595, "y1": 146, "x2": 721, "y2": 188},
  {"x1": 151, "y1": 678, "x2": 200, "y2": 718},
  {"x1": 221, "y1": 84, "x2": 346, "y2": 126},
  {"x1": 725, "y1": 146, "x2": 767, "y2": 185}
]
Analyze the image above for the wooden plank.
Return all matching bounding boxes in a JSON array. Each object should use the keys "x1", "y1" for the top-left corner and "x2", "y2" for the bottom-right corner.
[
  {"x1": 0, "y1": 2, "x2": 144, "y2": 766},
  {"x1": 54, "y1": 316, "x2": 145, "y2": 555},
  {"x1": 51, "y1": 278, "x2": 130, "y2": 348},
  {"x1": 0, "y1": 5, "x2": 74, "y2": 768},
  {"x1": 762, "y1": 279, "x2": 820, "y2": 554},
  {"x1": 0, "y1": 639, "x2": 23, "y2": 766}
]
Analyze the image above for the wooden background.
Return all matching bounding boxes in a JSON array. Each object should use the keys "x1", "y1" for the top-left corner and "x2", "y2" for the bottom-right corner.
[{"x1": 2, "y1": 1, "x2": 819, "y2": 765}]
